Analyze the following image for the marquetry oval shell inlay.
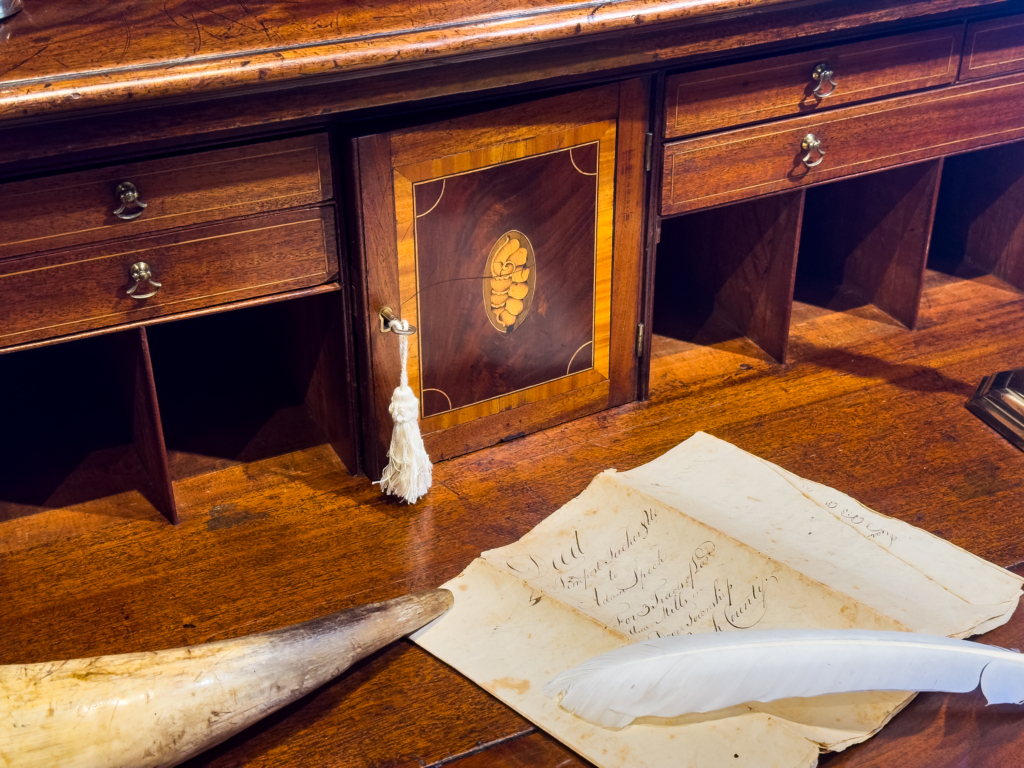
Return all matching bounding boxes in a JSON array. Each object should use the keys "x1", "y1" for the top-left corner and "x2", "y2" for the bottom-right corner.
[{"x1": 484, "y1": 230, "x2": 536, "y2": 333}]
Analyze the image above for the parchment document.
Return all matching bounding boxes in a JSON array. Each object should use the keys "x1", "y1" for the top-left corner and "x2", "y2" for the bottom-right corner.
[{"x1": 413, "y1": 432, "x2": 1023, "y2": 768}]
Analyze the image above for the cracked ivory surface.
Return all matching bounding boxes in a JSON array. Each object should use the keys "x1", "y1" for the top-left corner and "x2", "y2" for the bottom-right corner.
[{"x1": 413, "y1": 432, "x2": 1022, "y2": 768}]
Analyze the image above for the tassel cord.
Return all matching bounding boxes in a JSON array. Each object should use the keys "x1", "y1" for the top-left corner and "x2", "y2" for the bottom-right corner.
[{"x1": 376, "y1": 317, "x2": 433, "y2": 504}]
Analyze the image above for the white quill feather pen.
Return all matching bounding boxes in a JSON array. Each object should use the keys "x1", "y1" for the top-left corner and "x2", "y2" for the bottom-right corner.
[{"x1": 545, "y1": 629, "x2": 1024, "y2": 728}]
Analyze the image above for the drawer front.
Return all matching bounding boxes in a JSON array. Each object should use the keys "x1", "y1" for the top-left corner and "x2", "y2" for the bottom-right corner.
[
  {"x1": 0, "y1": 134, "x2": 332, "y2": 261},
  {"x1": 665, "y1": 25, "x2": 964, "y2": 139},
  {"x1": 961, "y1": 14, "x2": 1024, "y2": 81},
  {"x1": 0, "y1": 206, "x2": 337, "y2": 349},
  {"x1": 662, "y1": 72, "x2": 1024, "y2": 215}
]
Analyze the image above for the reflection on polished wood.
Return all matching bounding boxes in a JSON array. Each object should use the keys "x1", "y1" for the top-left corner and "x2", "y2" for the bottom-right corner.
[{"x1": 3, "y1": 268, "x2": 1023, "y2": 766}]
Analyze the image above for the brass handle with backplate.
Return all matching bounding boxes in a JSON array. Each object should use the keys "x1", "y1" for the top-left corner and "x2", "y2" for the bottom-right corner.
[
  {"x1": 801, "y1": 134, "x2": 826, "y2": 168},
  {"x1": 127, "y1": 261, "x2": 162, "y2": 300},
  {"x1": 113, "y1": 182, "x2": 148, "y2": 221},
  {"x1": 812, "y1": 63, "x2": 838, "y2": 98}
]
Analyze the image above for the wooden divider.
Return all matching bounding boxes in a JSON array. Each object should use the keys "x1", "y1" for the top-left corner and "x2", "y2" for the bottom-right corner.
[
  {"x1": 280, "y1": 292, "x2": 360, "y2": 475},
  {"x1": 130, "y1": 327, "x2": 177, "y2": 524},
  {"x1": 0, "y1": 290, "x2": 356, "y2": 527},
  {"x1": 931, "y1": 142, "x2": 1024, "y2": 289},
  {"x1": 0, "y1": 332, "x2": 160, "y2": 523},
  {"x1": 653, "y1": 190, "x2": 804, "y2": 362},
  {"x1": 797, "y1": 159, "x2": 943, "y2": 329}
]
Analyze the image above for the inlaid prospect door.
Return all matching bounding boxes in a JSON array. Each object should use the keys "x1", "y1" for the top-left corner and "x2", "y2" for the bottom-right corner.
[{"x1": 350, "y1": 80, "x2": 650, "y2": 476}]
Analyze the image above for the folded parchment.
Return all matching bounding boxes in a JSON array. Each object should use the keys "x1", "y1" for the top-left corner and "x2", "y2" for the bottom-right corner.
[{"x1": 413, "y1": 432, "x2": 1023, "y2": 768}]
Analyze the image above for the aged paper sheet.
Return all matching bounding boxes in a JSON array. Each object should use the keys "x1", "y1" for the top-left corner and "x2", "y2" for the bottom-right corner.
[{"x1": 413, "y1": 432, "x2": 1023, "y2": 768}]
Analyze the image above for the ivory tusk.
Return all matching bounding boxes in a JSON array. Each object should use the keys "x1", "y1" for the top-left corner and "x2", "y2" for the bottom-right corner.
[{"x1": 0, "y1": 588, "x2": 453, "y2": 767}]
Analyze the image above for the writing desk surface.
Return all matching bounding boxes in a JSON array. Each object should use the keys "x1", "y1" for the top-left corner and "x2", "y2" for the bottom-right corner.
[{"x1": 1, "y1": 268, "x2": 1022, "y2": 767}]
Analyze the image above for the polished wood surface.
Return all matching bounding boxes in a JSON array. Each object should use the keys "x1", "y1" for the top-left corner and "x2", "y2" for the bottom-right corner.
[
  {"x1": 0, "y1": 205, "x2": 338, "y2": 349},
  {"x1": 5, "y1": 1, "x2": 1024, "y2": 764},
  {"x1": 665, "y1": 24, "x2": 964, "y2": 139},
  {"x1": 960, "y1": 11, "x2": 1024, "y2": 81},
  {"x1": 654, "y1": 190, "x2": 804, "y2": 363},
  {"x1": 0, "y1": 0, "x2": 1007, "y2": 176},
  {"x1": 131, "y1": 326, "x2": 177, "y2": 525},
  {"x1": 0, "y1": 283, "x2": 342, "y2": 356},
  {"x1": 798, "y1": 159, "x2": 942, "y2": 329},
  {"x1": 662, "y1": 68, "x2": 1024, "y2": 214},
  {"x1": 0, "y1": 0, "x2": 906, "y2": 121},
  {"x1": 352, "y1": 83, "x2": 646, "y2": 475},
  {"x1": 931, "y1": 141, "x2": 1024, "y2": 289},
  {"x1": 394, "y1": 123, "x2": 614, "y2": 430},
  {"x1": 0, "y1": 134, "x2": 332, "y2": 261},
  {"x1": 2, "y1": 269, "x2": 1023, "y2": 766}
]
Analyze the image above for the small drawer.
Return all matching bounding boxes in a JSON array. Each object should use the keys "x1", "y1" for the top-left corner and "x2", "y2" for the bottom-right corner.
[
  {"x1": 665, "y1": 25, "x2": 964, "y2": 139},
  {"x1": 961, "y1": 14, "x2": 1024, "y2": 82},
  {"x1": 0, "y1": 206, "x2": 337, "y2": 350},
  {"x1": 662, "y1": 72, "x2": 1024, "y2": 215},
  {"x1": 0, "y1": 134, "x2": 332, "y2": 261}
]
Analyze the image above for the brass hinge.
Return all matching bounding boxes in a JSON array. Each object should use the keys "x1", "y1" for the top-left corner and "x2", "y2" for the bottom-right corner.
[
  {"x1": 636, "y1": 323, "x2": 645, "y2": 357},
  {"x1": 644, "y1": 133, "x2": 653, "y2": 172},
  {"x1": 655, "y1": 218, "x2": 662, "y2": 244}
]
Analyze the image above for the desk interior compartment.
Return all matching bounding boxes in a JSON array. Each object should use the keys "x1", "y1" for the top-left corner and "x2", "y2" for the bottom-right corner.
[
  {"x1": 795, "y1": 160, "x2": 943, "y2": 329},
  {"x1": 145, "y1": 291, "x2": 358, "y2": 487},
  {"x1": 0, "y1": 330, "x2": 174, "y2": 524},
  {"x1": 653, "y1": 191, "x2": 804, "y2": 363},
  {"x1": 930, "y1": 139, "x2": 1024, "y2": 289}
]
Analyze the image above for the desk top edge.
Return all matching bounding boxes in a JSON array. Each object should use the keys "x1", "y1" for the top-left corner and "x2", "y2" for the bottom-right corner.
[{"x1": 0, "y1": 0, "x2": 1007, "y2": 125}]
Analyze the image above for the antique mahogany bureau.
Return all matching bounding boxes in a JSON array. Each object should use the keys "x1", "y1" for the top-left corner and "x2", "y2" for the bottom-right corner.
[{"x1": 2, "y1": 0, "x2": 1024, "y2": 765}]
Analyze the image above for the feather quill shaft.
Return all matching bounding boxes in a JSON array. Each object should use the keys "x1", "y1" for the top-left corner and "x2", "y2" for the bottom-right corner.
[{"x1": 545, "y1": 629, "x2": 1024, "y2": 728}]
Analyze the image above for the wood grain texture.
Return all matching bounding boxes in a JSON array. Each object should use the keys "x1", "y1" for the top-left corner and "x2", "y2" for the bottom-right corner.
[
  {"x1": 607, "y1": 76, "x2": 651, "y2": 406},
  {"x1": 350, "y1": 133, "x2": 400, "y2": 482},
  {"x1": 930, "y1": 141, "x2": 1024, "y2": 289},
  {"x1": 445, "y1": 731, "x2": 594, "y2": 767},
  {"x1": 798, "y1": 159, "x2": 943, "y2": 329},
  {"x1": 131, "y1": 327, "x2": 177, "y2": 525},
  {"x1": 0, "y1": 0, "x2": 1006, "y2": 173},
  {"x1": 654, "y1": 191, "x2": 804, "y2": 363},
  {"x1": 2, "y1": 269, "x2": 1024, "y2": 766},
  {"x1": 0, "y1": 134, "x2": 332, "y2": 261},
  {"x1": 638, "y1": 72, "x2": 668, "y2": 402},
  {"x1": 396, "y1": 123, "x2": 615, "y2": 432},
  {"x1": 0, "y1": 284, "x2": 341, "y2": 357},
  {"x1": 0, "y1": 0, "x2": 886, "y2": 123},
  {"x1": 0, "y1": 332, "x2": 157, "y2": 523},
  {"x1": 0, "y1": 206, "x2": 338, "y2": 350},
  {"x1": 960, "y1": 11, "x2": 1024, "y2": 81},
  {"x1": 280, "y1": 291, "x2": 361, "y2": 477},
  {"x1": 356, "y1": 83, "x2": 646, "y2": 471},
  {"x1": 666, "y1": 24, "x2": 964, "y2": 139},
  {"x1": 662, "y1": 69, "x2": 1024, "y2": 214}
]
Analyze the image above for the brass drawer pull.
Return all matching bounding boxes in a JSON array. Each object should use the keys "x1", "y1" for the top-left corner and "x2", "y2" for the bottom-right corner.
[
  {"x1": 801, "y1": 134, "x2": 826, "y2": 168},
  {"x1": 379, "y1": 306, "x2": 416, "y2": 335},
  {"x1": 113, "y1": 181, "x2": 148, "y2": 221},
  {"x1": 127, "y1": 261, "x2": 162, "y2": 300},
  {"x1": 812, "y1": 63, "x2": 838, "y2": 98}
]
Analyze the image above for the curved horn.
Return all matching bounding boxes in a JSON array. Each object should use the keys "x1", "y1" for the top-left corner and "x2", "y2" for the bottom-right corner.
[{"x1": 1, "y1": 588, "x2": 453, "y2": 767}]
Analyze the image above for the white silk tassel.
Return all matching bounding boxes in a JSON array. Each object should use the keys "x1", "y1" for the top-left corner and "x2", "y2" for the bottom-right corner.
[
  {"x1": 376, "y1": 317, "x2": 432, "y2": 504},
  {"x1": 545, "y1": 629, "x2": 1024, "y2": 728}
]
